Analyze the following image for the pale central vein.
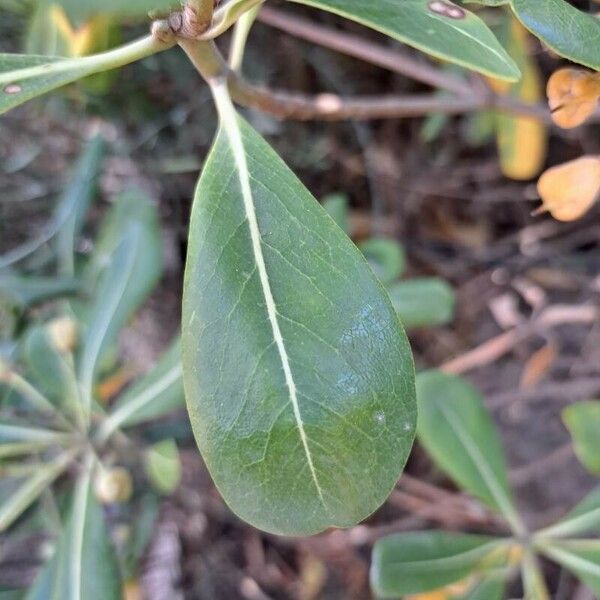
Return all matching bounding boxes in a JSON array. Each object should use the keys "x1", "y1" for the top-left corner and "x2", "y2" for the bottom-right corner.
[{"x1": 210, "y1": 78, "x2": 326, "y2": 508}]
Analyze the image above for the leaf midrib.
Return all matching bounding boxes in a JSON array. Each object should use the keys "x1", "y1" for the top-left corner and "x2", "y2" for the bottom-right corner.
[{"x1": 210, "y1": 79, "x2": 327, "y2": 509}]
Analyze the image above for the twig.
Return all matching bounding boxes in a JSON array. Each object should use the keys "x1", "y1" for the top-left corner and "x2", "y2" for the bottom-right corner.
[{"x1": 440, "y1": 304, "x2": 598, "y2": 375}]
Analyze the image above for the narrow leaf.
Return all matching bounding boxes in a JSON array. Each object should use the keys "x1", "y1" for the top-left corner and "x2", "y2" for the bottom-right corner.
[
  {"x1": 370, "y1": 530, "x2": 508, "y2": 597},
  {"x1": 542, "y1": 541, "x2": 600, "y2": 595},
  {"x1": 538, "y1": 487, "x2": 600, "y2": 538},
  {"x1": 416, "y1": 371, "x2": 522, "y2": 532},
  {"x1": 290, "y1": 0, "x2": 520, "y2": 80},
  {"x1": 0, "y1": 36, "x2": 164, "y2": 115},
  {"x1": 78, "y1": 190, "x2": 162, "y2": 413},
  {"x1": 182, "y1": 80, "x2": 416, "y2": 536},
  {"x1": 26, "y1": 456, "x2": 122, "y2": 600},
  {"x1": 97, "y1": 338, "x2": 183, "y2": 441},
  {"x1": 0, "y1": 275, "x2": 79, "y2": 308},
  {"x1": 0, "y1": 452, "x2": 74, "y2": 532}
]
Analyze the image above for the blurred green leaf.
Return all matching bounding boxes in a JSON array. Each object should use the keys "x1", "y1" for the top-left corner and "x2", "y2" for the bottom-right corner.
[
  {"x1": 321, "y1": 193, "x2": 349, "y2": 234},
  {"x1": 291, "y1": 0, "x2": 519, "y2": 80},
  {"x1": 542, "y1": 540, "x2": 600, "y2": 595},
  {"x1": 56, "y1": 0, "x2": 179, "y2": 22},
  {"x1": 97, "y1": 338, "x2": 183, "y2": 441},
  {"x1": 359, "y1": 238, "x2": 405, "y2": 284},
  {"x1": 562, "y1": 400, "x2": 600, "y2": 475},
  {"x1": 55, "y1": 136, "x2": 105, "y2": 276},
  {"x1": 538, "y1": 487, "x2": 600, "y2": 538},
  {"x1": 144, "y1": 438, "x2": 181, "y2": 494},
  {"x1": 388, "y1": 277, "x2": 455, "y2": 328},
  {"x1": 416, "y1": 371, "x2": 522, "y2": 531},
  {"x1": 370, "y1": 530, "x2": 508, "y2": 597},
  {"x1": 0, "y1": 136, "x2": 103, "y2": 270},
  {"x1": 0, "y1": 451, "x2": 74, "y2": 532},
  {"x1": 459, "y1": 576, "x2": 506, "y2": 600},
  {"x1": 78, "y1": 190, "x2": 162, "y2": 412},
  {"x1": 0, "y1": 275, "x2": 79, "y2": 308},
  {"x1": 27, "y1": 457, "x2": 121, "y2": 600}
]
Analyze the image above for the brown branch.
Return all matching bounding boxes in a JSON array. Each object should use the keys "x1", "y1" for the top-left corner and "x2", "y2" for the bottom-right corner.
[
  {"x1": 257, "y1": 6, "x2": 471, "y2": 96},
  {"x1": 177, "y1": 38, "x2": 552, "y2": 121},
  {"x1": 440, "y1": 304, "x2": 598, "y2": 375}
]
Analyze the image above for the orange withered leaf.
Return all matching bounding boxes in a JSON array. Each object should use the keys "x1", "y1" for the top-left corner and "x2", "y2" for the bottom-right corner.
[
  {"x1": 536, "y1": 156, "x2": 600, "y2": 221},
  {"x1": 547, "y1": 68, "x2": 600, "y2": 129}
]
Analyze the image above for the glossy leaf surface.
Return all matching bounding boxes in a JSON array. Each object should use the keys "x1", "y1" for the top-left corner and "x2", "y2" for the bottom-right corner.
[
  {"x1": 370, "y1": 530, "x2": 507, "y2": 597},
  {"x1": 290, "y1": 0, "x2": 519, "y2": 80},
  {"x1": 182, "y1": 83, "x2": 416, "y2": 536}
]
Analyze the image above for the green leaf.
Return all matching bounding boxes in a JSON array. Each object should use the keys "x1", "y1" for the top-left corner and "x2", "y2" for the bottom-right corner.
[
  {"x1": 27, "y1": 457, "x2": 122, "y2": 600},
  {"x1": 144, "y1": 438, "x2": 181, "y2": 494},
  {"x1": 56, "y1": 135, "x2": 105, "y2": 276},
  {"x1": 21, "y1": 324, "x2": 78, "y2": 412},
  {"x1": 388, "y1": 277, "x2": 455, "y2": 328},
  {"x1": 538, "y1": 487, "x2": 600, "y2": 538},
  {"x1": 78, "y1": 190, "x2": 162, "y2": 413},
  {"x1": 0, "y1": 37, "x2": 163, "y2": 116},
  {"x1": 562, "y1": 400, "x2": 600, "y2": 475},
  {"x1": 97, "y1": 338, "x2": 183, "y2": 442},
  {"x1": 56, "y1": 0, "x2": 179, "y2": 22},
  {"x1": 0, "y1": 135, "x2": 101, "y2": 270},
  {"x1": 359, "y1": 238, "x2": 406, "y2": 284},
  {"x1": 0, "y1": 452, "x2": 74, "y2": 532},
  {"x1": 321, "y1": 193, "x2": 349, "y2": 234},
  {"x1": 508, "y1": 0, "x2": 600, "y2": 71},
  {"x1": 290, "y1": 0, "x2": 520, "y2": 80},
  {"x1": 182, "y1": 81, "x2": 416, "y2": 536},
  {"x1": 370, "y1": 530, "x2": 508, "y2": 597},
  {"x1": 416, "y1": 371, "x2": 522, "y2": 531},
  {"x1": 542, "y1": 540, "x2": 600, "y2": 595},
  {"x1": 0, "y1": 275, "x2": 79, "y2": 308},
  {"x1": 458, "y1": 576, "x2": 506, "y2": 600}
]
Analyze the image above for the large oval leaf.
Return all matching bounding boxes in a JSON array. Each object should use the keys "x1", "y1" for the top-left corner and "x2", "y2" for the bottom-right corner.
[
  {"x1": 182, "y1": 82, "x2": 416, "y2": 536},
  {"x1": 289, "y1": 0, "x2": 520, "y2": 80}
]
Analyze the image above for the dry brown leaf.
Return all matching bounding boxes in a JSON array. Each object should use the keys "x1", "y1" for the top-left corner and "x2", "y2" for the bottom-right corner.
[
  {"x1": 536, "y1": 156, "x2": 600, "y2": 221},
  {"x1": 547, "y1": 68, "x2": 600, "y2": 129},
  {"x1": 519, "y1": 343, "x2": 558, "y2": 388}
]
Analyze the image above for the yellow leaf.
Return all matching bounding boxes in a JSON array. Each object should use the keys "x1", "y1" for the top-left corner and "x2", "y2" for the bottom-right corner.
[
  {"x1": 489, "y1": 19, "x2": 547, "y2": 181},
  {"x1": 547, "y1": 68, "x2": 600, "y2": 129},
  {"x1": 537, "y1": 156, "x2": 600, "y2": 221},
  {"x1": 49, "y1": 4, "x2": 113, "y2": 58},
  {"x1": 406, "y1": 591, "x2": 448, "y2": 600}
]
